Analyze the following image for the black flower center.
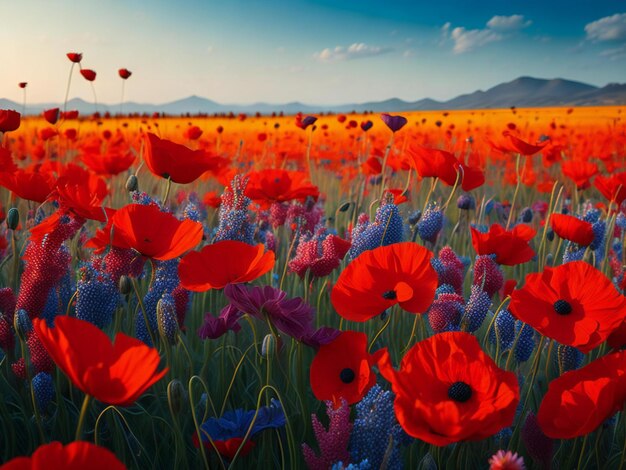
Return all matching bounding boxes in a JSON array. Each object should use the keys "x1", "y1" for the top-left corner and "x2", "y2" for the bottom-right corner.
[
  {"x1": 382, "y1": 290, "x2": 397, "y2": 300},
  {"x1": 553, "y1": 299, "x2": 572, "y2": 315},
  {"x1": 339, "y1": 368, "x2": 355, "y2": 384},
  {"x1": 448, "y1": 381, "x2": 472, "y2": 403}
]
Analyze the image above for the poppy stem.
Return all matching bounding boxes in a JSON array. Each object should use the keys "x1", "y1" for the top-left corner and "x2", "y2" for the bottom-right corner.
[
  {"x1": 162, "y1": 177, "x2": 172, "y2": 205},
  {"x1": 505, "y1": 153, "x2": 524, "y2": 230},
  {"x1": 63, "y1": 62, "x2": 74, "y2": 115},
  {"x1": 368, "y1": 310, "x2": 392, "y2": 353},
  {"x1": 378, "y1": 134, "x2": 395, "y2": 201},
  {"x1": 75, "y1": 394, "x2": 92, "y2": 440}
]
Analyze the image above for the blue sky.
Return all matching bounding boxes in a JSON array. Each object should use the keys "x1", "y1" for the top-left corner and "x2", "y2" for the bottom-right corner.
[{"x1": 1, "y1": 0, "x2": 625, "y2": 105}]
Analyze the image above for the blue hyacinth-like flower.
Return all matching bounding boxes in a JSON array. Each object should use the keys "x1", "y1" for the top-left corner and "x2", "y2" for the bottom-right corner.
[
  {"x1": 331, "y1": 461, "x2": 371, "y2": 470},
  {"x1": 350, "y1": 385, "x2": 410, "y2": 469},
  {"x1": 562, "y1": 243, "x2": 586, "y2": 264},
  {"x1": 76, "y1": 265, "x2": 119, "y2": 329},
  {"x1": 590, "y1": 220, "x2": 606, "y2": 252},
  {"x1": 32, "y1": 372, "x2": 54, "y2": 411},
  {"x1": 490, "y1": 309, "x2": 516, "y2": 350},
  {"x1": 514, "y1": 321, "x2": 536, "y2": 363},
  {"x1": 616, "y1": 213, "x2": 626, "y2": 230},
  {"x1": 213, "y1": 175, "x2": 255, "y2": 245},
  {"x1": 462, "y1": 285, "x2": 492, "y2": 332},
  {"x1": 157, "y1": 292, "x2": 179, "y2": 345},
  {"x1": 517, "y1": 207, "x2": 533, "y2": 223},
  {"x1": 435, "y1": 284, "x2": 457, "y2": 297},
  {"x1": 556, "y1": 343, "x2": 583, "y2": 373},
  {"x1": 417, "y1": 202, "x2": 443, "y2": 243},
  {"x1": 348, "y1": 194, "x2": 404, "y2": 260},
  {"x1": 136, "y1": 259, "x2": 179, "y2": 345}
]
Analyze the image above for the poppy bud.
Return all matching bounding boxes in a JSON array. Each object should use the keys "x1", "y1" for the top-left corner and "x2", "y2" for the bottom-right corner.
[
  {"x1": 14, "y1": 309, "x2": 32, "y2": 342},
  {"x1": 167, "y1": 379, "x2": 186, "y2": 415},
  {"x1": 545, "y1": 253, "x2": 554, "y2": 266},
  {"x1": 338, "y1": 201, "x2": 351, "y2": 213},
  {"x1": 125, "y1": 175, "x2": 138, "y2": 192},
  {"x1": 118, "y1": 275, "x2": 132, "y2": 295},
  {"x1": 7, "y1": 207, "x2": 19, "y2": 230},
  {"x1": 262, "y1": 333, "x2": 276, "y2": 357}
]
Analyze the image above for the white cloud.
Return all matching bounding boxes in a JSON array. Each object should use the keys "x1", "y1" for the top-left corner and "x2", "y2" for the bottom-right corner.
[
  {"x1": 600, "y1": 44, "x2": 626, "y2": 60},
  {"x1": 442, "y1": 14, "x2": 530, "y2": 54},
  {"x1": 450, "y1": 27, "x2": 501, "y2": 54},
  {"x1": 487, "y1": 14, "x2": 532, "y2": 32},
  {"x1": 585, "y1": 13, "x2": 626, "y2": 41},
  {"x1": 313, "y1": 43, "x2": 391, "y2": 62}
]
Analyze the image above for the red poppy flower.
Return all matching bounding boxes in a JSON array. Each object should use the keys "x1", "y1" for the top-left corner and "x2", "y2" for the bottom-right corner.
[
  {"x1": 561, "y1": 160, "x2": 598, "y2": 190},
  {"x1": 66, "y1": 52, "x2": 82, "y2": 63},
  {"x1": 202, "y1": 191, "x2": 221, "y2": 209},
  {"x1": 184, "y1": 125, "x2": 203, "y2": 140},
  {"x1": 0, "y1": 110, "x2": 21, "y2": 133},
  {"x1": 81, "y1": 147, "x2": 135, "y2": 176},
  {"x1": 0, "y1": 441, "x2": 126, "y2": 470},
  {"x1": 594, "y1": 172, "x2": 626, "y2": 205},
  {"x1": 331, "y1": 242, "x2": 438, "y2": 322},
  {"x1": 89, "y1": 204, "x2": 203, "y2": 261},
  {"x1": 0, "y1": 168, "x2": 56, "y2": 203},
  {"x1": 192, "y1": 435, "x2": 256, "y2": 460},
  {"x1": 18, "y1": 82, "x2": 27, "y2": 89},
  {"x1": 245, "y1": 169, "x2": 319, "y2": 207},
  {"x1": 470, "y1": 224, "x2": 536, "y2": 266},
  {"x1": 537, "y1": 350, "x2": 626, "y2": 438},
  {"x1": 118, "y1": 68, "x2": 132, "y2": 79},
  {"x1": 378, "y1": 332, "x2": 519, "y2": 446},
  {"x1": 80, "y1": 69, "x2": 97, "y2": 81},
  {"x1": 178, "y1": 241, "x2": 275, "y2": 291},
  {"x1": 406, "y1": 146, "x2": 458, "y2": 186},
  {"x1": 457, "y1": 162, "x2": 485, "y2": 191},
  {"x1": 491, "y1": 132, "x2": 546, "y2": 156},
  {"x1": 310, "y1": 330, "x2": 385, "y2": 405},
  {"x1": 509, "y1": 261, "x2": 626, "y2": 353},
  {"x1": 33, "y1": 316, "x2": 167, "y2": 406},
  {"x1": 361, "y1": 157, "x2": 383, "y2": 176},
  {"x1": 144, "y1": 132, "x2": 224, "y2": 184},
  {"x1": 43, "y1": 108, "x2": 60, "y2": 125},
  {"x1": 549, "y1": 213, "x2": 594, "y2": 246},
  {"x1": 53, "y1": 182, "x2": 111, "y2": 222}
]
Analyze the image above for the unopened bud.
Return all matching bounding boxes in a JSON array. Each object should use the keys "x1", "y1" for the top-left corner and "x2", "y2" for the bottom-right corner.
[
  {"x1": 118, "y1": 275, "x2": 132, "y2": 295},
  {"x1": 261, "y1": 333, "x2": 276, "y2": 357},
  {"x1": 7, "y1": 207, "x2": 19, "y2": 230},
  {"x1": 125, "y1": 175, "x2": 138, "y2": 192},
  {"x1": 167, "y1": 379, "x2": 186, "y2": 415},
  {"x1": 338, "y1": 201, "x2": 351, "y2": 213},
  {"x1": 14, "y1": 309, "x2": 32, "y2": 342}
]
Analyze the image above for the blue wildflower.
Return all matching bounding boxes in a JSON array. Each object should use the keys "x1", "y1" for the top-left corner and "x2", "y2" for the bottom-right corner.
[
  {"x1": 514, "y1": 321, "x2": 536, "y2": 363},
  {"x1": 417, "y1": 202, "x2": 443, "y2": 243},
  {"x1": 32, "y1": 371, "x2": 54, "y2": 412},
  {"x1": 350, "y1": 385, "x2": 411, "y2": 469}
]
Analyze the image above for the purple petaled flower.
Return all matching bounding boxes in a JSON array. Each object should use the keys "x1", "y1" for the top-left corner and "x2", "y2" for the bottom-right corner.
[
  {"x1": 360, "y1": 120, "x2": 373, "y2": 132},
  {"x1": 224, "y1": 283, "x2": 315, "y2": 341},
  {"x1": 380, "y1": 113, "x2": 407, "y2": 132},
  {"x1": 300, "y1": 326, "x2": 341, "y2": 349},
  {"x1": 198, "y1": 304, "x2": 243, "y2": 340},
  {"x1": 300, "y1": 115, "x2": 318, "y2": 129}
]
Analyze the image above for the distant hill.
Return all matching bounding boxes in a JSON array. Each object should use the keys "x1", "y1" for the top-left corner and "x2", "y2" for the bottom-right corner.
[{"x1": 2, "y1": 76, "x2": 625, "y2": 116}]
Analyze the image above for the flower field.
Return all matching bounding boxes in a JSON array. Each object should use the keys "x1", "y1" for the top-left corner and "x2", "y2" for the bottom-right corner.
[{"x1": 0, "y1": 91, "x2": 626, "y2": 469}]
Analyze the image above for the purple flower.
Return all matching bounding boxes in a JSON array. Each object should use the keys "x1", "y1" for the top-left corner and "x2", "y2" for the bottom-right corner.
[
  {"x1": 224, "y1": 284, "x2": 314, "y2": 341},
  {"x1": 301, "y1": 326, "x2": 341, "y2": 349},
  {"x1": 300, "y1": 115, "x2": 317, "y2": 129},
  {"x1": 198, "y1": 304, "x2": 243, "y2": 340},
  {"x1": 380, "y1": 113, "x2": 407, "y2": 132}
]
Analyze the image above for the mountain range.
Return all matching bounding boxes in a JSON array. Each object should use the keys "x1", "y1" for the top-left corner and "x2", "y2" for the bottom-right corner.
[{"x1": 2, "y1": 76, "x2": 625, "y2": 116}]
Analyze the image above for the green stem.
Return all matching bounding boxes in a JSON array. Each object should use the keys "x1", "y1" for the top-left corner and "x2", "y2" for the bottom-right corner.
[{"x1": 75, "y1": 394, "x2": 92, "y2": 441}]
